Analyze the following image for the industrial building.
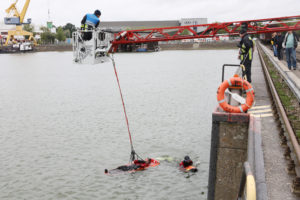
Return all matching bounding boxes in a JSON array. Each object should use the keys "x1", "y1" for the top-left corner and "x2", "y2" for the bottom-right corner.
[
  {"x1": 100, "y1": 18, "x2": 208, "y2": 52},
  {"x1": 101, "y1": 18, "x2": 208, "y2": 32}
]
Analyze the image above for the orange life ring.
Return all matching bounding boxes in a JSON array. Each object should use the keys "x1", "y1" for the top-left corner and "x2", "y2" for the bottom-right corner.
[{"x1": 217, "y1": 77, "x2": 255, "y2": 113}]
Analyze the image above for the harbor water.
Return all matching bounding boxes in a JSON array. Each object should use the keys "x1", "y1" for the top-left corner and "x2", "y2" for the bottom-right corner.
[{"x1": 0, "y1": 50, "x2": 238, "y2": 200}]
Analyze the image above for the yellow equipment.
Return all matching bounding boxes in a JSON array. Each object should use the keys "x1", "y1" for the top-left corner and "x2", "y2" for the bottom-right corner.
[{"x1": 4, "y1": 0, "x2": 37, "y2": 46}]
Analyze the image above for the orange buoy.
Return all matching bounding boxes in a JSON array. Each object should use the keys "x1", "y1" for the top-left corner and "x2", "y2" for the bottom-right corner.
[{"x1": 217, "y1": 77, "x2": 255, "y2": 113}]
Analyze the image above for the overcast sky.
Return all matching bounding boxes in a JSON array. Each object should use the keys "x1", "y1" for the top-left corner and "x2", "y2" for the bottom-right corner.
[{"x1": 1, "y1": 0, "x2": 300, "y2": 27}]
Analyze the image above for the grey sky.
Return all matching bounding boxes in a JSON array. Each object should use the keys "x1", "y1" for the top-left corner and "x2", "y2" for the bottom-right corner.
[{"x1": 1, "y1": 0, "x2": 300, "y2": 27}]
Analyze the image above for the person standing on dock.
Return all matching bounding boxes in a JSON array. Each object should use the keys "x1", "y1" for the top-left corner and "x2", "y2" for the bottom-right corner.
[
  {"x1": 80, "y1": 10, "x2": 101, "y2": 41},
  {"x1": 271, "y1": 33, "x2": 277, "y2": 57},
  {"x1": 238, "y1": 29, "x2": 254, "y2": 83},
  {"x1": 283, "y1": 31, "x2": 299, "y2": 70},
  {"x1": 275, "y1": 32, "x2": 284, "y2": 60}
]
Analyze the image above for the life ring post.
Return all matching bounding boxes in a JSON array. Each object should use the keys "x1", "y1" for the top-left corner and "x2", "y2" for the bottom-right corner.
[{"x1": 217, "y1": 77, "x2": 255, "y2": 113}]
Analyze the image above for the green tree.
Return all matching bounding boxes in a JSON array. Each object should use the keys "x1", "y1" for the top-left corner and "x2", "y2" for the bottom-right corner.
[
  {"x1": 23, "y1": 24, "x2": 34, "y2": 32},
  {"x1": 40, "y1": 26, "x2": 50, "y2": 32},
  {"x1": 56, "y1": 27, "x2": 66, "y2": 42},
  {"x1": 63, "y1": 23, "x2": 76, "y2": 38},
  {"x1": 41, "y1": 32, "x2": 56, "y2": 43},
  {"x1": 40, "y1": 26, "x2": 56, "y2": 44},
  {"x1": 64, "y1": 29, "x2": 71, "y2": 38}
]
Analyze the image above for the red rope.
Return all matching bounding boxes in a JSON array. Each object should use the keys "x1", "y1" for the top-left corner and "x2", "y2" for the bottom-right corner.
[{"x1": 111, "y1": 58, "x2": 134, "y2": 151}]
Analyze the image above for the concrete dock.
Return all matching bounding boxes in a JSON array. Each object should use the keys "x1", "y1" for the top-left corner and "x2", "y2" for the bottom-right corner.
[
  {"x1": 208, "y1": 43, "x2": 300, "y2": 200},
  {"x1": 250, "y1": 44, "x2": 299, "y2": 200}
]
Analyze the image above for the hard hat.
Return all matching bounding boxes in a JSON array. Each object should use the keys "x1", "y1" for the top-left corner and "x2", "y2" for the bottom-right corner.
[{"x1": 94, "y1": 10, "x2": 101, "y2": 16}]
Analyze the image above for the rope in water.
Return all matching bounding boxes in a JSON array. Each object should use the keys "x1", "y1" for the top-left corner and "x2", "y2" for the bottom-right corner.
[{"x1": 110, "y1": 55, "x2": 143, "y2": 162}]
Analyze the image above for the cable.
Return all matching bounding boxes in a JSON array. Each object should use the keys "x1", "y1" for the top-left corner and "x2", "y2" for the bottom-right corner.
[{"x1": 110, "y1": 54, "x2": 143, "y2": 163}]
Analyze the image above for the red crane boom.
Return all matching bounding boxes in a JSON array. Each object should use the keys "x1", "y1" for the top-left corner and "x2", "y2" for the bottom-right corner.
[{"x1": 110, "y1": 15, "x2": 300, "y2": 52}]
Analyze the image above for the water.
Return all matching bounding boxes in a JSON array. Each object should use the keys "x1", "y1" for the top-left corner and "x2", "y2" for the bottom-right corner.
[{"x1": 0, "y1": 50, "x2": 238, "y2": 200}]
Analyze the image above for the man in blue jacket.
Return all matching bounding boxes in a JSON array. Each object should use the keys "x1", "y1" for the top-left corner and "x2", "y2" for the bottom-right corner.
[
  {"x1": 283, "y1": 31, "x2": 299, "y2": 70},
  {"x1": 81, "y1": 10, "x2": 101, "y2": 40}
]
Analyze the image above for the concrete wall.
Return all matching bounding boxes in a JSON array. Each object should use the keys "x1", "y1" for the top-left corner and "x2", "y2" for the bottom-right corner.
[
  {"x1": 101, "y1": 18, "x2": 208, "y2": 31},
  {"x1": 34, "y1": 44, "x2": 72, "y2": 52},
  {"x1": 101, "y1": 20, "x2": 180, "y2": 30},
  {"x1": 159, "y1": 41, "x2": 236, "y2": 50},
  {"x1": 208, "y1": 108, "x2": 249, "y2": 200}
]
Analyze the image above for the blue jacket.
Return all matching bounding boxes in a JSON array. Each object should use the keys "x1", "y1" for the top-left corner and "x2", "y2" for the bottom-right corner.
[{"x1": 81, "y1": 14, "x2": 100, "y2": 28}]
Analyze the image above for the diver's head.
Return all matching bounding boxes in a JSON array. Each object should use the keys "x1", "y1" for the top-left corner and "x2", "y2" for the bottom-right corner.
[{"x1": 184, "y1": 156, "x2": 190, "y2": 161}]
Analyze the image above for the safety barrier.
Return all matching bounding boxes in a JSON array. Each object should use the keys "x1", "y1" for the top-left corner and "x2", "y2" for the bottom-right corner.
[
  {"x1": 221, "y1": 64, "x2": 241, "y2": 82},
  {"x1": 237, "y1": 115, "x2": 268, "y2": 200},
  {"x1": 237, "y1": 162, "x2": 256, "y2": 200}
]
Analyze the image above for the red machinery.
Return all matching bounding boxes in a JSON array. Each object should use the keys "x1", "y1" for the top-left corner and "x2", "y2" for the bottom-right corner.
[{"x1": 110, "y1": 15, "x2": 300, "y2": 52}]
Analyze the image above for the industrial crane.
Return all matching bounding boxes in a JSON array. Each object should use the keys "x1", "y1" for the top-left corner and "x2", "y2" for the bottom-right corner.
[
  {"x1": 111, "y1": 15, "x2": 300, "y2": 51},
  {"x1": 73, "y1": 15, "x2": 300, "y2": 64},
  {"x1": 4, "y1": 0, "x2": 36, "y2": 46}
]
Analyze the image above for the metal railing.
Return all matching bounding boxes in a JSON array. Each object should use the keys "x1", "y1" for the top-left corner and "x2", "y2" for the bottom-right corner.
[
  {"x1": 257, "y1": 42, "x2": 300, "y2": 194},
  {"x1": 221, "y1": 64, "x2": 241, "y2": 82}
]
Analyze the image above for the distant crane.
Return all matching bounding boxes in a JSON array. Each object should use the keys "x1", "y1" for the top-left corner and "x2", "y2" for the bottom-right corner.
[{"x1": 4, "y1": 0, "x2": 36, "y2": 46}]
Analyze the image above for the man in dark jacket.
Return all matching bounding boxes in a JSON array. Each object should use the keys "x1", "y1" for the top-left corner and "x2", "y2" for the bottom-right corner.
[
  {"x1": 275, "y1": 32, "x2": 284, "y2": 60},
  {"x1": 238, "y1": 29, "x2": 254, "y2": 83},
  {"x1": 80, "y1": 10, "x2": 101, "y2": 41},
  {"x1": 283, "y1": 31, "x2": 299, "y2": 70},
  {"x1": 271, "y1": 33, "x2": 277, "y2": 57}
]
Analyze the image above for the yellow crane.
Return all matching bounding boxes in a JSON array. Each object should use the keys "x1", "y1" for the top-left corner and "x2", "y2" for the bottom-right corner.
[{"x1": 4, "y1": 0, "x2": 36, "y2": 46}]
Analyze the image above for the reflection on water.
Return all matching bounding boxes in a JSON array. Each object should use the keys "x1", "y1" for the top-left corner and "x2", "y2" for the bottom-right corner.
[{"x1": 0, "y1": 50, "x2": 238, "y2": 200}]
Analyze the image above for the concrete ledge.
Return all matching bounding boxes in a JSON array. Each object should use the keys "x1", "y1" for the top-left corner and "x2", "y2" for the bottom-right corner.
[
  {"x1": 208, "y1": 109, "x2": 267, "y2": 200},
  {"x1": 213, "y1": 107, "x2": 250, "y2": 123},
  {"x1": 34, "y1": 44, "x2": 72, "y2": 52},
  {"x1": 248, "y1": 116, "x2": 268, "y2": 200},
  {"x1": 208, "y1": 108, "x2": 249, "y2": 200}
]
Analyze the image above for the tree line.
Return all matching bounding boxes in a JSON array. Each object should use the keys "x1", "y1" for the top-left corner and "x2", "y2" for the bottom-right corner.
[{"x1": 23, "y1": 23, "x2": 77, "y2": 44}]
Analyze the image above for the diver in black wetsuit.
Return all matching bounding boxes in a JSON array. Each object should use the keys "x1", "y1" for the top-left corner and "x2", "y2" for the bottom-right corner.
[
  {"x1": 117, "y1": 164, "x2": 140, "y2": 171},
  {"x1": 105, "y1": 159, "x2": 152, "y2": 174},
  {"x1": 117, "y1": 159, "x2": 150, "y2": 171}
]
